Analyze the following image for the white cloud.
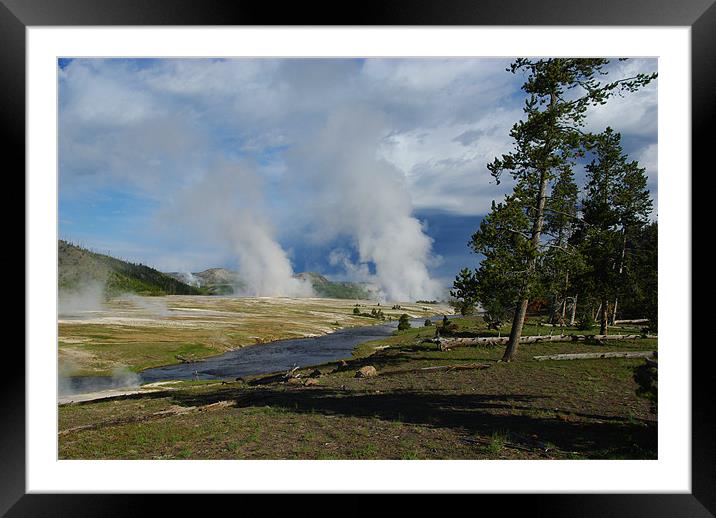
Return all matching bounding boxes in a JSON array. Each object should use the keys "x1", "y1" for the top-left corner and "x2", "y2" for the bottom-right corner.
[
  {"x1": 636, "y1": 142, "x2": 659, "y2": 218},
  {"x1": 584, "y1": 59, "x2": 658, "y2": 137},
  {"x1": 379, "y1": 108, "x2": 520, "y2": 215}
]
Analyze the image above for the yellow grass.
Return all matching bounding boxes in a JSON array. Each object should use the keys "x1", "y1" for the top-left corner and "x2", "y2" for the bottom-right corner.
[{"x1": 58, "y1": 295, "x2": 452, "y2": 376}]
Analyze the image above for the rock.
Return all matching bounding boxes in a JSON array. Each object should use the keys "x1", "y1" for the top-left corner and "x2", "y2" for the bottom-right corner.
[
  {"x1": 286, "y1": 377, "x2": 303, "y2": 385},
  {"x1": 355, "y1": 366, "x2": 378, "y2": 378},
  {"x1": 304, "y1": 378, "x2": 319, "y2": 386},
  {"x1": 334, "y1": 360, "x2": 350, "y2": 372}
]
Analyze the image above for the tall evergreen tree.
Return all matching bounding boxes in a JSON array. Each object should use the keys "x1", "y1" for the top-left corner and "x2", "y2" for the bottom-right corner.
[
  {"x1": 542, "y1": 165, "x2": 581, "y2": 324},
  {"x1": 577, "y1": 127, "x2": 653, "y2": 334},
  {"x1": 450, "y1": 267, "x2": 479, "y2": 316},
  {"x1": 619, "y1": 221, "x2": 658, "y2": 330},
  {"x1": 462, "y1": 193, "x2": 532, "y2": 330},
  {"x1": 474, "y1": 58, "x2": 656, "y2": 361}
]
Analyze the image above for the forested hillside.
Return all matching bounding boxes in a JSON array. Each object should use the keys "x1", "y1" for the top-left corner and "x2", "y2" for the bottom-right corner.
[{"x1": 59, "y1": 240, "x2": 202, "y2": 296}]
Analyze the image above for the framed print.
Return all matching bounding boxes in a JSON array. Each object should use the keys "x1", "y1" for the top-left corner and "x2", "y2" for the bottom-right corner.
[{"x1": 5, "y1": 0, "x2": 710, "y2": 514}]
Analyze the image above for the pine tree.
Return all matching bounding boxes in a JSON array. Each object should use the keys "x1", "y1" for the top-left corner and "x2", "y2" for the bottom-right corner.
[
  {"x1": 450, "y1": 267, "x2": 479, "y2": 316},
  {"x1": 620, "y1": 221, "x2": 658, "y2": 331},
  {"x1": 577, "y1": 127, "x2": 653, "y2": 334},
  {"x1": 542, "y1": 166, "x2": 581, "y2": 325},
  {"x1": 476, "y1": 59, "x2": 656, "y2": 361}
]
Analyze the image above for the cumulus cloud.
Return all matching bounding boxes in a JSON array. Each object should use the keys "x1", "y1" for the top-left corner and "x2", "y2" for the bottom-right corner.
[{"x1": 379, "y1": 108, "x2": 521, "y2": 215}]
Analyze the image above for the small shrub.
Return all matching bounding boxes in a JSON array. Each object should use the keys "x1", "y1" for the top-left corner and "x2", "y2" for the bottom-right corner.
[
  {"x1": 484, "y1": 431, "x2": 508, "y2": 455},
  {"x1": 353, "y1": 307, "x2": 361, "y2": 315},
  {"x1": 424, "y1": 319, "x2": 433, "y2": 327},
  {"x1": 577, "y1": 314, "x2": 596, "y2": 331},
  {"x1": 483, "y1": 313, "x2": 503, "y2": 330},
  {"x1": 397, "y1": 314, "x2": 411, "y2": 331},
  {"x1": 441, "y1": 323, "x2": 459, "y2": 336}
]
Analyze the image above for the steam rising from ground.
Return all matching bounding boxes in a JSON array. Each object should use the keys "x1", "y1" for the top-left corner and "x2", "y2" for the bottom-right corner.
[
  {"x1": 58, "y1": 281, "x2": 106, "y2": 315},
  {"x1": 58, "y1": 361, "x2": 140, "y2": 396},
  {"x1": 158, "y1": 111, "x2": 442, "y2": 301},
  {"x1": 175, "y1": 272, "x2": 200, "y2": 287},
  {"x1": 288, "y1": 109, "x2": 442, "y2": 301},
  {"x1": 120, "y1": 293, "x2": 171, "y2": 316},
  {"x1": 160, "y1": 161, "x2": 313, "y2": 297}
]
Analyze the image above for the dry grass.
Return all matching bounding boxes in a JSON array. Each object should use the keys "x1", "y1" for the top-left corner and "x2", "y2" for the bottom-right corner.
[{"x1": 59, "y1": 295, "x2": 452, "y2": 375}]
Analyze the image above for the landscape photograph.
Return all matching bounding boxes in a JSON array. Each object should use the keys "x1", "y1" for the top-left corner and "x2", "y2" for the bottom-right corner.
[{"x1": 57, "y1": 57, "x2": 658, "y2": 460}]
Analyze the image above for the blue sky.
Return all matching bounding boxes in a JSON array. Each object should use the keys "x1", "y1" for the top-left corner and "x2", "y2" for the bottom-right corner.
[{"x1": 58, "y1": 58, "x2": 657, "y2": 298}]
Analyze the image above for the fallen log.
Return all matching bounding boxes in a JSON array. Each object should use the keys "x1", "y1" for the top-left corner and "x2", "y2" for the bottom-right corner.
[
  {"x1": 533, "y1": 351, "x2": 656, "y2": 361},
  {"x1": 615, "y1": 319, "x2": 649, "y2": 325},
  {"x1": 435, "y1": 333, "x2": 656, "y2": 351},
  {"x1": 381, "y1": 362, "x2": 491, "y2": 376},
  {"x1": 460, "y1": 436, "x2": 536, "y2": 453},
  {"x1": 58, "y1": 400, "x2": 236, "y2": 436},
  {"x1": 248, "y1": 364, "x2": 302, "y2": 385}
]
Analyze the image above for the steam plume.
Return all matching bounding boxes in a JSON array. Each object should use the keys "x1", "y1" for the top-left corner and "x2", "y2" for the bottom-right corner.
[
  {"x1": 160, "y1": 160, "x2": 313, "y2": 297},
  {"x1": 287, "y1": 108, "x2": 442, "y2": 301}
]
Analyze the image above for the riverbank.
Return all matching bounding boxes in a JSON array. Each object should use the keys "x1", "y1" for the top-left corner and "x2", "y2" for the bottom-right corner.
[
  {"x1": 59, "y1": 316, "x2": 657, "y2": 459},
  {"x1": 59, "y1": 295, "x2": 453, "y2": 376}
]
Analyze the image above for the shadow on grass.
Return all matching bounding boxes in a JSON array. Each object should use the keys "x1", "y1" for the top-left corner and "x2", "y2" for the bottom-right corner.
[{"x1": 143, "y1": 385, "x2": 656, "y2": 459}]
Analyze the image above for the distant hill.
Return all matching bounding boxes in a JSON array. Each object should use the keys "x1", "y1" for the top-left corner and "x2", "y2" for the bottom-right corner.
[
  {"x1": 166, "y1": 268, "x2": 245, "y2": 295},
  {"x1": 294, "y1": 272, "x2": 376, "y2": 299},
  {"x1": 167, "y1": 268, "x2": 375, "y2": 299},
  {"x1": 59, "y1": 240, "x2": 202, "y2": 297}
]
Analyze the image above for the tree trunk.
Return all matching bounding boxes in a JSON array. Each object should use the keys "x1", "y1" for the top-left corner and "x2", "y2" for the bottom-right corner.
[
  {"x1": 599, "y1": 296, "x2": 609, "y2": 335},
  {"x1": 612, "y1": 296, "x2": 619, "y2": 325},
  {"x1": 549, "y1": 295, "x2": 562, "y2": 325},
  {"x1": 503, "y1": 298, "x2": 529, "y2": 361},
  {"x1": 612, "y1": 230, "x2": 628, "y2": 325},
  {"x1": 534, "y1": 351, "x2": 655, "y2": 361},
  {"x1": 570, "y1": 293, "x2": 578, "y2": 326},
  {"x1": 502, "y1": 92, "x2": 555, "y2": 362},
  {"x1": 437, "y1": 333, "x2": 653, "y2": 350}
]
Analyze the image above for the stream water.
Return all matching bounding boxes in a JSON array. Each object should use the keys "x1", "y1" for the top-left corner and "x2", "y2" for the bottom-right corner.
[{"x1": 62, "y1": 315, "x2": 449, "y2": 395}]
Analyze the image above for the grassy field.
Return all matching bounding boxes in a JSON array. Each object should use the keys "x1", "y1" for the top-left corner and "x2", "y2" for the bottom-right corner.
[
  {"x1": 58, "y1": 296, "x2": 452, "y2": 376},
  {"x1": 59, "y1": 316, "x2": 657, "y2": 459}
]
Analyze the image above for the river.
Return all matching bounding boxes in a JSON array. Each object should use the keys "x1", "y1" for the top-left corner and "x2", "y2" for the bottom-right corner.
[{"x1": 61, "y1": 315, "x2": 450, "y2": 396}]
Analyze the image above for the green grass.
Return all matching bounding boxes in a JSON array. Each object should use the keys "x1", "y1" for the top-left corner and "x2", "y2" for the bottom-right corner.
[
  {"x1": 484, "y1": 431, "x2": 509, "y2": 455},
  {"x1": 59, "y1": 314, "x2": 657, "y2": 460}
]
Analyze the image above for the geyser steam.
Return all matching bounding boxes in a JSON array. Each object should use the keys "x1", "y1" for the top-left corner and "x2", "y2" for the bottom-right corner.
[
  {"x1": 287, "y1": 108, "x2": 442, "y2": 301},
  {"x1": 162, "y1": 161, "x2": 313, "y2": 297}
]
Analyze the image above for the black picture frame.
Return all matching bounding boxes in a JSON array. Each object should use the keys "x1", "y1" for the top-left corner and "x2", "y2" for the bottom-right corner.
[{"x1": 5, "y1": 0, "x2": 708, "y2": 514}]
